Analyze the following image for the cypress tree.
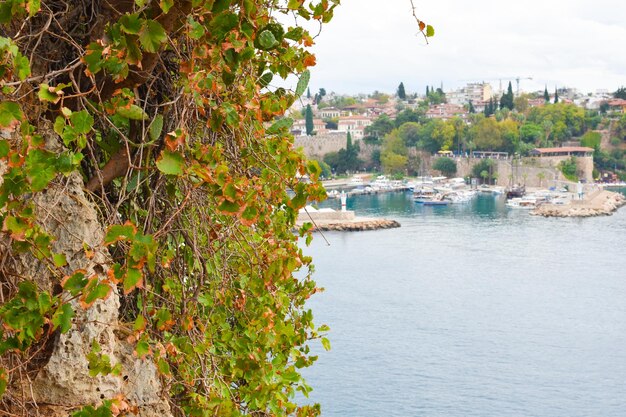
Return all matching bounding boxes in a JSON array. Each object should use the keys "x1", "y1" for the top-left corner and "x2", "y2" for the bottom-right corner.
[
  {"x1": 543, "y1": 86, "x2": 550, "y2": 102},
  {"x1": 554, "y1": 88, "x2": 559, "y2": 104},
  {"x1": 397, "y1": 82, "x2": 407, "y2": 100},
  {"x1": 499, "y1": 82, "x2": 514, "y2": 110},
  {"x1": 305, "y1": 104, "x2": 314, "y2": 135},
  {"x1": 426, "y1": 86, "x2": 430, "y2": 96},
  {"x1": 306, "y1": 87, "x2": 311, "y2": 99},
  {"x1": 506, "y1": 81, "x2": 514, "y2": 109},
  {"x1": 468, "y1": 100, "x2": 475, "y2": 113}
]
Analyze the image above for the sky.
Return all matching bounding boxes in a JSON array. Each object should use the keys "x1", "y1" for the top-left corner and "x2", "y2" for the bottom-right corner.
[{"x1": 301, "y1": 0, "x2": 626, "y2": 96}]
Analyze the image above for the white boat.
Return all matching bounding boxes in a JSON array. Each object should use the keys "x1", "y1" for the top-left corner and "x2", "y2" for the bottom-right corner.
[
  {"x1": 443, "y1": 190, "x2": 477, "y2": 204},
  {"x1": 349, "y1": 176, "x2": 366, "y2": 187},
  {"x1": 506, "y1": 196, "x2": 539, "y2": 209},
  {"x1": 414, "y1": 186, "x2": 437, "y2": 203},
  {"x1": 372, "y1": 175, "x2": 392, "y2": 189}
]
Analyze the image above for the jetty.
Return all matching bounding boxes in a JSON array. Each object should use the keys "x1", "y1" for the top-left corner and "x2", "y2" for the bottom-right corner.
[
  {"x1": 531, "y1": 189, "x2": 626, "y2": 218},
  {"x1": 296, "y1": 206, "x2": 400, "y2": 232}
]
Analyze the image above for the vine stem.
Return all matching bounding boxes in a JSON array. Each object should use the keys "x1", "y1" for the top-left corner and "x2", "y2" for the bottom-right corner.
[{"x1": 409, "y1": 0, "x2": 429, "y2": 44}]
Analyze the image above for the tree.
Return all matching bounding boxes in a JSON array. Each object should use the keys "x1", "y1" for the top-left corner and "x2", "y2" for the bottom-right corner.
[
  {"x1": 559, "y1": 156, "x2": 579, "y2": 181},
  {"x1": 468, "y1": 100, "x2": 476, "y2": 113},
  {"x1": 537, "y1": 171, "x2": 546, "y2": 187},
  {"x1": 500, "y1": 81, "x2": 514, "y2": 110},
  {"x1": 519, "y1": 123, "x2": 544, "y2": 144},
  {"x1": 614, "y1": 87, "x2": 626, "y2": 99},
  {"x1": 471, "y1": 117, "x2": 503, "y2": 150},
  {"x1": 426, "y1": 86, "x2": 430, "y2": 96},
  {"x1": 484, "y1": 97, "x2": 496, "y2": 117},
  {"x1": 395, "y1": 108, "x2": 424, "y2": 127},
  {"x1": 544, "y1": 86, "x2": 550, "y2": 102},
  {"x1": 364, "y1": 114, "x2": 395, "y2": 142},
  {"x1": 580, "y1": 131, "x2": 602, "y2": 149},
  {"x1": 397, "y1": 122, "x2": 421, "y2": 146},
  {"x1": 397, "y1": 82, "x2": 407, "y2": 100},
  {"x1": 0, "y1": 0, "x2": 339, "y2": 415},
  {"x1": 432, "y1": 157, "x2": 457, "y2": 176},
  {"x1": 307, "y1": 87, "x2": 312, "y2": 99},
  {"x1": 472, "y1": 159, "x2": 495, "y2": 184},
  {"x1": 554, "y1": 87, "x2": 559, "y2": 103},
  {"x1": 513, "y1": 95, "x2": 529, "y2": 113},
  {"x1": 305, "y1": 104, "x2": 315, "y2": 135},
  {"x1": 381, "y1": 131, "x2": 408, "y2": 175}
]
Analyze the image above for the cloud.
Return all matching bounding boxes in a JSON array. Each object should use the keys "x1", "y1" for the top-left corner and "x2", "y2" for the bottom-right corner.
[{"x1": 306, "y1": 0, "x2": 626, "y2": 94}]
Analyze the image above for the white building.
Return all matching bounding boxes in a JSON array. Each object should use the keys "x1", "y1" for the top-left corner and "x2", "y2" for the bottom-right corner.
[{"x1": 446, "y1": 83, "x2": 494, "y2": 106}]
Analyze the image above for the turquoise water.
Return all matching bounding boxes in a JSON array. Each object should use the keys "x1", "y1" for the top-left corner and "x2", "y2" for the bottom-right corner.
[{"x1": 302, "y1": 190, "x2": 626, "y2": 416}]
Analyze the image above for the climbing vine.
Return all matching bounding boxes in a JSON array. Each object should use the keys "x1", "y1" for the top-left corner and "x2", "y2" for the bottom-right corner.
[
  {"x1": 0, "y1": 0, "x2": 432, "y2": 415},
  {"x1": 0, "y1": 0, "x2": 337, "y2": 415}
]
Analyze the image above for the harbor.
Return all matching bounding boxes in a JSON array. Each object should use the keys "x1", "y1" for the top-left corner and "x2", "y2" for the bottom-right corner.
[{"x1": 318, "y1": 175, "x2": 626, "y2": 220}]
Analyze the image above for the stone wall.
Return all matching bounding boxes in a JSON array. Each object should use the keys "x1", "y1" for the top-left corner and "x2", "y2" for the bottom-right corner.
[
  {"x1": 430, "y1": 155, "x2": 593, "y2": 187},
  {"x1": 294, "y1": 133, "x2": 349, "y2": 159}
]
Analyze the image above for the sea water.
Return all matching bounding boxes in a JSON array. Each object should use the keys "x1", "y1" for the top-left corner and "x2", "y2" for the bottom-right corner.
[{"x1": 301, "y1": 190, "x2": 626, "y2": 417}]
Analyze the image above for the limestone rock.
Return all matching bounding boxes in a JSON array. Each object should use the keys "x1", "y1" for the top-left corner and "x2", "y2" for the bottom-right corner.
[{"x1": 1, "y1": 156, "x2": 171, "y2": 415}]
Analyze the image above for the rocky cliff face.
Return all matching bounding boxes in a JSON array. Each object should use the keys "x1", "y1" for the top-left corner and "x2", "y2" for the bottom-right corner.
[{"x1": 0, "y1": 134, "x2": 171, "y2": 416}]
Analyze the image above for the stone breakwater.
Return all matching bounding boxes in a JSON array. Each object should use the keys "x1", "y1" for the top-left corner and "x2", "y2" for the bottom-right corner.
[
  {"x1": 531, "y1": 190, "x2": 626, "y2": 218},
  {"x1": 296, "y1": 208, "x2": 400, "y2": 231},
  {"x1": 308, "y1": 219, "x2": 401, "y2": 232}
]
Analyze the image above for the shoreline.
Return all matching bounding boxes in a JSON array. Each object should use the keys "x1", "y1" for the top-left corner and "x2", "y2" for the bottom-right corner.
[{"x1": 531, "y1": 190, "x2": 626, "y2": 217}]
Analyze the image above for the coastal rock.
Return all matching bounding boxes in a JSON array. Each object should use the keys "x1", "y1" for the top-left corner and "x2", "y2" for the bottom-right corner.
[
  {"x1": 1, "y1": 170, "x2": 171, "y2": 416},
  {"x1": 310, "y1": 219, "x2": 401, "y2": 232},
  {"x1": 531, "y1": 190, "x2": 626, "y2": 218}
]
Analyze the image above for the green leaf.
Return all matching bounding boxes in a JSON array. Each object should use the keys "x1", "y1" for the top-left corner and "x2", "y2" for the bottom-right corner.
[
  {"x1": 295, "y1": 70, "x2": 310, "y2": 97},
  {"x1": 52, "y1": 253, "x2": 67, "y2": 267},
  {"x1": 160, "y1": 0, "x2": 173, "y2": 13},
  {"x1": 157, "y1": 358, "x2": 171, "y2": 376},
  {"x1": 321, "y1": 337, "x2": 331, "y2": 351},
  {"x1": 188, "y1": 17, "x2": 206, "y2": 40},
  {"x1": 14, "y1": 53, "x2": 30, "y2": 80},
  {"x1": 104, "y1": 223, "x2": 136, "y2": 245},
  {"x1": 212, "y1": 0, "x2": 231, "y2": 13},
  {"x1": 135, "y1": 339, "x2": 150, "y2": 358},
  {"x1": 82, "y1": 282, "x2": 111, "y2": 306},
  {"x1": 123, "y1": 267, "x2": 143, "y2": 293},
  {"x1": 138, "y1": 20, "x2": 167, "y2": 53},
  {"x1": 0, "y1": 367, "x2": 7, "y2": 397},
  {"x1": 307, "y1": 160, "x2": 321, "y2": 177},
  {"x1": 38, "y1": 83, "x2": 60, "y2": 103},
  {"x1": 426, "y1": 25, "x2": 435, "y2": 37},
  {"x1": 119, "y1": 14, "x2": 142, "y2": 35},
  {"x1": 62, "y1": 271, "x2": 88, "y2": 296},
  {"x1": 83, "y1": 43, "x2": 104, "y2": 75},
  {"x1": 116, "y1": 104, "x2": 147, "y2": 120},
  {"x1": 70, "y1": 110, "x2": 94, "y2": 134},
  {"x1": 149, "y1": 114, "x2": 164, "y2": 141},
  {"x1": 217, "y1": 199, "x2": 240, "y2": 213},
  {"x1": 27, "y1": 0, "x2": 39, "y2": 15},
  {"x1": 52, "y1": 303, "x2": 74, "y2": 333},
  {"x1": 266, "y1": 117, "x2": 293, "y2": 135},
  {"x1": 156, "y1": 150, "x2": 185, "y2": 176},
  {"x1": 257, "y1": 30, "x2": 278, "y2": 50},
  {"x1": 0, "y1": 101, "x2": 23, "y2": 128},
  {"x1": 259, "y1": 72, "x2": 273, "y2": 88},
  {"x1": 0, "y1": 139, "x2": 10, "y2": 158}
]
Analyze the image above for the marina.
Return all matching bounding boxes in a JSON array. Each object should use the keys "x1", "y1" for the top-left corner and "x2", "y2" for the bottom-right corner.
[{"x1": 302, "y1": 187, "x2": 626, "y2": 417}]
